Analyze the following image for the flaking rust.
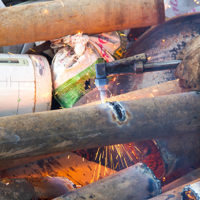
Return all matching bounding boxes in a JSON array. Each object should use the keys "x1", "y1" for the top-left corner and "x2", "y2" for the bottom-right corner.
[{"x1": 107, "y1": 101, "x2": 131, "y2": 125}]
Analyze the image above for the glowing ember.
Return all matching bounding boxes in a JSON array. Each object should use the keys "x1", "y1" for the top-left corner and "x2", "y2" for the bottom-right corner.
[
  {"x1": 77, "y1": 31, "x2": 83, "y2": 35},
  {"x1": 184, "y1": 191, "x2": 196, "y2": 200},
  {"x1": 8, "y1": 52, "x2": 15, "y2": 55},
  {"x1": 147, "y1": 56, "x2": 152, "y2": 61},
  {"x1": 1, "y1": 179, "x2": 10, "y2": 185},
  {"x1": 29, "y1": 48, "x2": 36, "y2": 52},
  {"x1": 162, "y1": 177, "x2": 166, "y2": 182},
  {"x1": 43, "y1": 9, "x2": 49, "y2": 15}
]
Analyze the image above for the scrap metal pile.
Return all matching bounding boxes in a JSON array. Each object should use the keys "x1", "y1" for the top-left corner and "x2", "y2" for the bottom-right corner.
[{"x1": 0, "y1": 0, "x2": 200, "y2": 199}]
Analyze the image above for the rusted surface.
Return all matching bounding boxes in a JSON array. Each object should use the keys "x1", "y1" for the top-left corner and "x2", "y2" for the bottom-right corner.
[
  {"x1": 118, "y1": 13, "x2": 200, "y2": 96},
  {"x1": 126, "y1": 13, "x2": 200, "y2": 61},
  {"x1": 0, "y1": 178, "x2": 36, "y2": 200},
  {"x1": 0, "y1": 152, "x2": 63, "y2": 171},
  {"x1": 0, "y1": 152, "x2": 116, "y2": 186},
  {"x1": 0, "y1": 92, "x2": 199, "y2": 164},
  {"x1": 77, "y1": 14, "x2": 200, "y2": 105},
  {"x1": 0, "y1": 0, "x2": 164, "y2": 46},
  {"x1": 54, "y1": 163, "x2": 161, "y2": 200},
  {"x1": 76, "y1": 80, "x2": 199, "y2": 182},
  {"x1": 107, "y1": 102, "x2": 130, "y2": 126},
  {"x1": 175, "y1": 36, "x2": 200, "y2": 90}
]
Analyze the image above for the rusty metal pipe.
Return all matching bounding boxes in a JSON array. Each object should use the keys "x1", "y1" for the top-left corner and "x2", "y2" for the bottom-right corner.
[
  {"x1": 150, "y1": 178, "x2": 200, "y2": 200},
  {"x1": 0, "y1": 92, "x2": 199, "y2": 162},
  {"x1": 2, "y1": 133, "x2": 199, "y2": 186},
  {"x1": 0, "y1": 152, "x2": 116, "y2": 185},
  {"x1": 54, "y1": 163, "x2": 161, "y2": 200},
  {"x1": 0, "y1": 0, "x2": 164, "y2": 46}
]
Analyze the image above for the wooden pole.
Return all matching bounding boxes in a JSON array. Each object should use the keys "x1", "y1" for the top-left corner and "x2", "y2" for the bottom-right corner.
[
  {"x1": 0, "y1": 0, "x2": 164, "y2": 46},
  {"x1": 54, "y1": 163, "x2": 161, "y2": 200},
  {"x1": 0, "y1": 92, "x2": 199, "y2": 162}
]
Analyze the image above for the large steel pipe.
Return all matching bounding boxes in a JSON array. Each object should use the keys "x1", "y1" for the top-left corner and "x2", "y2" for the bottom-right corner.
[
  {"x1": 0, "y1": 0, "x2": 164, "y2": 46},
  {"x1": 2, "y1": 133, "x2": 199, "y2": 184},
  {"x1": 54, "y1": 163, "x2": 161, "y2": 200},
  {"x1": 0, "y1": 92, "x2": 199, "y2": 162}
]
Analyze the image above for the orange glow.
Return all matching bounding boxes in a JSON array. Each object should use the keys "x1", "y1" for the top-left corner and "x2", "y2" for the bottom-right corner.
[
  {"x1": 8, "y1": 52, "x2": 15, "y2": 55},
  {"x1": 1, "y1": 179, "x2": 10, "y2": 185},
  {"x1": 43, "y1": 9, "x2": 49, "y2": 15},
  {"x1": 1, "y1": 141, "x2": 166, "y2": 187},
  {"x1": 112, "y1": 77, "x2": 117, "y2": 82},
  {"x1": 77, "y1": 31, "x2": 83, "y2": 35},
  {"x1": 162, "y1": 177, "x2": 166, "y2": 182},
  {"x1": 150, "y1": 93, "x2": 154, "y2": 97},
  {"x1": 29, "y1": 48, "x2": 36, "y2": 52},
  {"x1": 93, "y1": 144, "x2": 141, "y2": 173},
  {"x1": 162, "y1": 39, "x2": 166, "y2": 43},
  {"x1": 147, "y1": 56, "x2": 152, "y2": 61},
  {"x1": 1, "y1": 153, "x2": 115, "y2": 187},
  {"x1": 184, "y1": 191, "x2": 196, "y2": 200}
]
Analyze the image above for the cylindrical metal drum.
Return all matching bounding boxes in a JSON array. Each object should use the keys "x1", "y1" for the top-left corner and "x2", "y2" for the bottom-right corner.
[{"x1": 0, "y1": 54, "x2": 52, "y2": 117}]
